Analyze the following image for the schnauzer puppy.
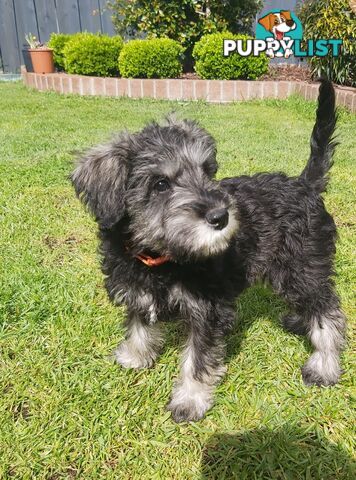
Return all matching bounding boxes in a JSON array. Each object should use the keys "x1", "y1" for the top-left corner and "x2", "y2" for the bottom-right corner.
[{"x1": 71, "y1": 80, "x2": 346, "y2": 422}]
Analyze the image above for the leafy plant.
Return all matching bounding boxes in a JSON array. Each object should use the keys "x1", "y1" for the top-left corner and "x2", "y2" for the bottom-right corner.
[
  {"x1": 298, "y1": 0, "x2": 356, "y2": 86},
  {"x1": 109, "y1": 0, "x2": 262, "y2": 67},
  {"x1": 193, "y1": 32, "x2": 269, "y2": 80},
  {"x1": 25, "y1": 33, "x2": 44, "y2": 49},
  {"x1": 63, "y1": 33, "x2": 124, "y2": 77},
  {"x1": 48, "y1": 33, "x2": 72, "y2": 70},
  {"x1": 119, "y1": 38, "x2": 183, "y2": 78}
]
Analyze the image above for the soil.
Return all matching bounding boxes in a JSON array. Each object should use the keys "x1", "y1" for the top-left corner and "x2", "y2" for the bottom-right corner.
[
  {"x1": 180, "y1": 64, "x2": 314, "y2": 82},
  {"x1": 179, "y1": 72, "x2": 199, "y2": 80},
  {"x1": 261, "y1": 64, "x2": 313, "y2": 82}
]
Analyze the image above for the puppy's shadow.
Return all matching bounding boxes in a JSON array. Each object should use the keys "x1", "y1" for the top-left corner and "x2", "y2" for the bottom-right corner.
[
  {"x1": 226, "y1": 283, "x2": 290, "y2": 362},
  {"x1": 201, "y1": 427, "x2": 355, "y2": 479},
  {"x1": 164, "y1": 283, "x2": 310, "y2": 363}
]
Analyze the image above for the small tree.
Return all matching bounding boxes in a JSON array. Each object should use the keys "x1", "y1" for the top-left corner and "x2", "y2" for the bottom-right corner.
[
  {"x1": 298, "y1": 0, "x2": 356, "y2": 87},
  {"x1": 109, "y1": 0, "x2": 261, "y2": 68}
]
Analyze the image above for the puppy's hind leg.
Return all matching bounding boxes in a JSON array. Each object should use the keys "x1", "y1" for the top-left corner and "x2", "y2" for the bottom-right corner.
[
  {"x1": 281, "y1": 313, "x2": 308, "y2": 336},
  {"x1": 114, "y1": 309, "x2": 164, "y2": 369},
  {"x1": 302, "y1": 305, "x2": 346, "y2": 386},
  {"x1": 272, "y1": 268, "x2": 346, "y2": 386}
]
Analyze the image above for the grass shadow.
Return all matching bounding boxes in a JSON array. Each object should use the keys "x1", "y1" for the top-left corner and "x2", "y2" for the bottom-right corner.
[
  {"x1": 201, "y1": 427, "x2": 355, "y2": 479},
  {"x1": 164, "y1": 283, "x2": 313, "y2": 364},
  {"x1": 226, "y1": 283, "x2": 294, "y2": 362}
]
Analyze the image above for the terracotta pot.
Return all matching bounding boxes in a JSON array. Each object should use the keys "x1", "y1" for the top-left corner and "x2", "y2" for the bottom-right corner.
[{"x1": 29, "y1": 48, "x2": 55, "y2": 74}]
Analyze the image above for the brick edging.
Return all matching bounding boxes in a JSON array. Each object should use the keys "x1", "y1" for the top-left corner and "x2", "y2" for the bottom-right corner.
[{"x1": 21, "y1": 68, "x2": 356, "y2": 112}]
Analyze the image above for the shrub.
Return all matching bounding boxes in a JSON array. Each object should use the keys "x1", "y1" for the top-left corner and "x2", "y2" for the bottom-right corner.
[
  {"x1": 63, "y1": 33, "x2": 124, "y2": 77},
  {"x1": 193, "y1": 32, "x2": 269, "y2": 80},
  {"x1": 48, "y1": 33, "x2": 72, "y2": 70},
  {"x1": 110, "y1": 0, "x2": 262, "y2": 69},
  {"x1": 298, "y1": 0, "x2": 356, "y2": 87},
  {"x1": 119, "y1": 38, "x2": 183, "y2": 78},
  {"x1": 110, "y1": 0, "x2": 262, "y2": 52}
]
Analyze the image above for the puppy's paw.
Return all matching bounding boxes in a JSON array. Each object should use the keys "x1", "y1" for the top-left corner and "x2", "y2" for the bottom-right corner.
[
  {"x1": 113, "y1": 341, "x2": 156, "y2": 369},
  {"x1": 301, "y1": 352, "x2": 341, "y2": 386},
  {"x1": 166, "y1": 387, "x2": 213, "y2": 423},
  {"x1": 281, "y1": 313, "x2": 307, "y2": 335},
  {"x1": 167, "y1": 398, "x2": 210, "y2": 423}
]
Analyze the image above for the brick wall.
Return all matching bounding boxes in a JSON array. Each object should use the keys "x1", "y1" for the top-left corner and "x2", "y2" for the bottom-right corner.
[{"x1": 21, "y1": 70, "x2": 356, "y2": 112}]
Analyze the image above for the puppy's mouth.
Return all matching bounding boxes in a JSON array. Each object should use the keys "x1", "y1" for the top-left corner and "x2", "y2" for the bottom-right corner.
[
  {"x1": 275, "y1": 29, "x2": 285, "y2": 40},
  {"x1": 164, "y1": 206, "x2": 238, "y2": 261}
]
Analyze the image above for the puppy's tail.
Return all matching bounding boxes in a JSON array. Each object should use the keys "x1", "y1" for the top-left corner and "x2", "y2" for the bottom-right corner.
[{"x1": 300, "y1": 79, "x2": 338, "y2": 193}]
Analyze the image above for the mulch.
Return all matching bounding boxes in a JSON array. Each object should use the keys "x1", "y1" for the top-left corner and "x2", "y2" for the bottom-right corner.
[
  {"x1": 180, "y1": 64, "x2": 314, "y2": 82},
  {"x1": 261, "y1": 64, "x2": 313, "y2": 82}
]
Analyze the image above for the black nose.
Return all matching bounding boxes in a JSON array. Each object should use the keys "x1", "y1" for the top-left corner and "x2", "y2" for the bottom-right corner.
[
  {"x1": 286, "y1": 19, "x2": 294, "y2": 27},
  {"x1": 205, "y1": 208, "x2": 229, "y2": 230}
]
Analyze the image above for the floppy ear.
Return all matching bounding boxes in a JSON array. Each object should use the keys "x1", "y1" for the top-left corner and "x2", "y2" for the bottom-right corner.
[
  {"x1": 71, "y1": 133, "x2": 132, "y2": 229},
  {"x1": 281, "y1": 10, "x2": 292, "y2": 21},
  {"x1": 258, "y1": 13, "x2": 274, "y2": 32}
]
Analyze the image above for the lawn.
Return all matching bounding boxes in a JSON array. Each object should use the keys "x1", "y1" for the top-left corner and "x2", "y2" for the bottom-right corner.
[{"x1": 0, "y1": 82, "x2": 355, "y2": 479}]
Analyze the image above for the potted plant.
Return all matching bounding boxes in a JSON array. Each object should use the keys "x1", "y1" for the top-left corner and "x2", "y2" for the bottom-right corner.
[{"x1": 25, "y1": 33, "x2": 55, "y2": 74}]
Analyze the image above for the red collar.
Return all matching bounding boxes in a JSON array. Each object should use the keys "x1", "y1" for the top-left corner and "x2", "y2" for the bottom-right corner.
[
  {"x1": 125, "y1": 244, "x2": 172, "y2": 267},
  {"x1": 134, "y1": 252, "x2": 171, "y2": 267}
]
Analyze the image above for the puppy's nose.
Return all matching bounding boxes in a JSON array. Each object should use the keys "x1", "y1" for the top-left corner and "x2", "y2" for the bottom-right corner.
[
  {"x1": 205, "y1": 208, "x2": 229, "y2": 230},
  {"x1": 286, "y1": 19, "x2": 294, "y2": 27}
]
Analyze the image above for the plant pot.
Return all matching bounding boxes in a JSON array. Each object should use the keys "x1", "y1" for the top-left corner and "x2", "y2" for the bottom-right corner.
[
  {"x1": 22, "y1": 44, "x2": 33, "y2": 72},
  {"x1": 29, "y1": 48, "x2": 55, "y2": 74}
]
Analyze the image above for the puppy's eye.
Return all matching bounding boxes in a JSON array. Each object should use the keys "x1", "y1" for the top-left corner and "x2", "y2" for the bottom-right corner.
[
  {"x1": 203, "y1": 159, "x2": 218, "y2": 178},
  {"x1": 154, "y1": 178, "x2": 170, "y2": 193}
]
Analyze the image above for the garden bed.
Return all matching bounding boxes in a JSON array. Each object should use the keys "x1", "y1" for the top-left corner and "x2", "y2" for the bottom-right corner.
[
  {"x1": 22, "y1": 68, "x2": 356, "y2": 112},
  {"x1": 261, "y1": 64, "x2": 313, "y2": 83}
]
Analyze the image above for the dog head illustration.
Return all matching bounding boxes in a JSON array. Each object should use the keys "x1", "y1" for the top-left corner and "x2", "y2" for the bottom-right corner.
[{"x1": 258, "y1": 10, "x2": 296, "y2": 40}]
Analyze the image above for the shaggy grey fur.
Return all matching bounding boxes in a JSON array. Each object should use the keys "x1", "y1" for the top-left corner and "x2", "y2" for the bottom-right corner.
[{"x1": 72, "y1": 80, "x2": 346, "y2": 422}]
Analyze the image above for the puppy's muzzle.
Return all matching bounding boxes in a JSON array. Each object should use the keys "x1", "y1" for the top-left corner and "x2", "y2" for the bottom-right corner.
[{"x1": 206, "y1": 208, "x2": 229, "y2": 230}]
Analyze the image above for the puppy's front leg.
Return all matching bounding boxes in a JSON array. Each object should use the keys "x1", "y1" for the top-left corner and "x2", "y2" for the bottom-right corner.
[
  {"x1": 167, "y1": 326, "x2": 227, "y2": 423},
  {"x1": 114, "y1": 309, "x2": 164, "y2": 369}
]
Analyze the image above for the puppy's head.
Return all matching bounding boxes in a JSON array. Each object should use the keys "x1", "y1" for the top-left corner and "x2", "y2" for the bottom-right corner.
[
  {"x1": 258, "y1": 10, "x2": 296, "y2": 39},
  {"x1": 71, "y1": 117, "x2": 238, "y2": 261}
]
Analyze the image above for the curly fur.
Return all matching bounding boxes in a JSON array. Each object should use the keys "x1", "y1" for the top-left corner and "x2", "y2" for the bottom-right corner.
[{"x1": 72, "y1": 80, "x2": 346, "y2": 422}]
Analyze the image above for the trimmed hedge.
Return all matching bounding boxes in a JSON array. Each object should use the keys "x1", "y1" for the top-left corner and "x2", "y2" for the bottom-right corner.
[
  {"x1": 48, "y1": 33, "x2": 72, "y2": 71},
  {"x1": 119, "y1": 38, "x2": 184, "y2": 78},
  {"x1": 63, "y1": 33, "x2": 124, "y2": 77},
  {"x1": 193, "y1": 33, "x2": 269, "y2": 80}
]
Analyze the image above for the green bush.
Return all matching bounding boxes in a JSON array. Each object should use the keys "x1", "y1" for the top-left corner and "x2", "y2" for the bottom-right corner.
[
  {"x1": 298, "y1": 0, "x2": 356, "y2": 87},
  {"x1": 48, "y1": 33, "x2": 72, "y2": 70},
  {"x1": 110, "y1": 0, "x2": 262, "y2": 53},
  {"x1": 63, "y1": 33, "x2": 124, "y2": 77},
  {"x1": 119, "y1": 38, "x2": 183, "y2": 78},
  {"x1": 193, "y1": 32, "x2": 269, "y2": 80}
]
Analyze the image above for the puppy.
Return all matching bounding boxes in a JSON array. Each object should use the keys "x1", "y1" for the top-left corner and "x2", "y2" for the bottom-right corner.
[
  {"x1": 72, "y1": 80, "x2": 346, "y2": 422},
  {"x1": 258, "y1": 10, "x2": 296, "y2": 40},
  {"x1": 258, "y1": 10, "x2": 296, "y2": 58}
]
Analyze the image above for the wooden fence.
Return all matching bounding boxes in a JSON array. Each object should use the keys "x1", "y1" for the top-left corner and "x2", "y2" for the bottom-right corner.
[{"x1": 0, "y1": 0, "x2": 114, "y2": 73}]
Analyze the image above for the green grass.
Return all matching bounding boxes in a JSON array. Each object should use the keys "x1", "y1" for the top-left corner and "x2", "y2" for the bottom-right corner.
[{"x1": 0, "y1": 82, "x2": 355, "y2": 479}]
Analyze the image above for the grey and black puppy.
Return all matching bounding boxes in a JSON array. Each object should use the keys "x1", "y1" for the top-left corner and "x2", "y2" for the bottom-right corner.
[{"x1": 72, "y1": 80, "x2": 346, "y2": 422}]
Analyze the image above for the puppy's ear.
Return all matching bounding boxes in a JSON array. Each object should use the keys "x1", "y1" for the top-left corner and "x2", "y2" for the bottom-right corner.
[
  {"x1": 281, "y1": 10, "x2": 292, "y2": 21},
  {"x1": 258, "y1": 13, "x2": 274, "y2": 32},
  {"x1": 71, "y1": 133, "x2": 132, "y2": 228}
]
